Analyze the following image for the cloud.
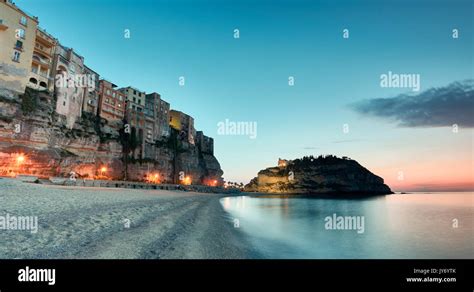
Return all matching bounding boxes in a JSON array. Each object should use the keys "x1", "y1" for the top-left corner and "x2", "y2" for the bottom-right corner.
[{"x1": 351, "y1": 80, "x2": 474, "y2": 128}]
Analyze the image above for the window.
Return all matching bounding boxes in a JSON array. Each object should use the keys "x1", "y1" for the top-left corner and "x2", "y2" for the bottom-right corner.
[
  {"x1": 16, "y1": 28, "x2": 25, "y2": 39},
  {"x1": 12, "y1": 51, "x2": 20, "y2": 62},
  {"x1": 20, "y1": 16, "x2": 27, "y2": 26},
  {"x1": 15, "y1": 40, "x2": 23, "y2": 50},
  {"x1": 107, "y1": 89, "x2": 111, "y2": 95}
]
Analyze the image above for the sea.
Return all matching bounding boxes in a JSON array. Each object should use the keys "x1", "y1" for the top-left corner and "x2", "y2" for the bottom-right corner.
[{"x1": 220, "y1": 192, "x2": 473, "y2": 259}]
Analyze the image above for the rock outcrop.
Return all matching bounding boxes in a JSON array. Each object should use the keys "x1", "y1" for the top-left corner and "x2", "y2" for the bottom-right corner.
[
  {"x1": 244, "y1": 155, "x2": 392, "y2": 195},
  {"x1": 0, "y1": 89, "x2": 224, "y2": 184}
]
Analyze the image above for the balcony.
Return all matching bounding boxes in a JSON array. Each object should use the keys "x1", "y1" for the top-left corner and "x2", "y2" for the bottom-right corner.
[
  {"x1": 36, "y1": 32, "x2": 54, "y2": 47},
  {"x1": 32, "y1": 54, "x2": 51, "y2": 68},
  {"x1": 35, "y1": 43, "x2": 52, "y2": 57},
  {"x1": 0, "y1": 19, "x2": 8, "y2": 31}
]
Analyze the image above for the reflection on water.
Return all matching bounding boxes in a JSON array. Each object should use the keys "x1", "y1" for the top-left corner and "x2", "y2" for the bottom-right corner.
[{"x1": 220, "y1": 193, "x2": 474, "y2": 259}]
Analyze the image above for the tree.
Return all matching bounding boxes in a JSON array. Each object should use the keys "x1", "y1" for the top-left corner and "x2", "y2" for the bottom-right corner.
[{"x1": 118, "y1": 120, "x2": 140, "y2": 181}]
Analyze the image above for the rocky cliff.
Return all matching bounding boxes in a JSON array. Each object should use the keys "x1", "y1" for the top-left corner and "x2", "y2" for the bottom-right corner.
[
  {"x1": 0, "y1": 88, "x2": 224, "y2": 184},
  {"x1": 244, "y1": 155, "x2": 392, "y2": 195}
]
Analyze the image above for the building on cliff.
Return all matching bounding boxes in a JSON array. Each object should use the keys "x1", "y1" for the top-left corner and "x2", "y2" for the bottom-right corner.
[
  {"x1": 278, "y1": 158, "x2": 288, "y2": 167},
  {"x1": 169, "y1": 110, "x2": 196, "y2": 145},
  {"x1": 97, "y1": 79, "x2": 126, "y2": 122},
  {"x1": 50, "y1": 44, "x2": 87, "y2": 129},
  {"x1": 0, "y1": 0, "x2": 39, "y2": 98},
  {"x1": 120, "y1": 87, "x2": 146, "y2": 159},
  {"x1": 145, "y1": 92, "x2": 171, "y2": 141},
  {"x1": 26, "y1": 27, "x2": 57, "y2": 93},
  {"x1": 196, "y1": 131, "x2": 214, "y2": 155},
  {"x1": 119, "y1": 86, "x2": 146, "y2": 108},
  {"x1": 143, "y1": 92, "x2": 171, "y2": 159},
  {"x1": 82, "y1": 65, "x2": 100, "y2": 115}
]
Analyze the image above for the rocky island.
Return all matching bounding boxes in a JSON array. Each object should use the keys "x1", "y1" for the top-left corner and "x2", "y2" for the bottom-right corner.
[{"x1": 244, "y1": 155, "x2": 393, "y2": 195}]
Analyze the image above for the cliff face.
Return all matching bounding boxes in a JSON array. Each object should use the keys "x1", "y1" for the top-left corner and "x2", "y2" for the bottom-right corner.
[
  {"x1": 244, "y1": 156, "x2": 392, "y2": 195},
  {"x1": 0, "y1": 89, "x2": 224, "y2": 184}
]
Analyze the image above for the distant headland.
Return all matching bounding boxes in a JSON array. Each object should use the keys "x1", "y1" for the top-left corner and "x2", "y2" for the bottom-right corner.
[{"x1": 244, "y1": 155, "x2": 393, "y2": 195}]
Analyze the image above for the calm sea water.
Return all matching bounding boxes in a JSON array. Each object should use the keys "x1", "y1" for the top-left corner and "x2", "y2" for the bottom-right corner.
[{"x1": 220, "y1": 193, "x2": 473, "y2": 259}]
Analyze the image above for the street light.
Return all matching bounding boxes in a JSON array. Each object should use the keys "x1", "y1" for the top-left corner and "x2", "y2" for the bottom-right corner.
[
  {"x1": 17, "y1": 154, "x2": 25, "y2": 164},
  {"x1": 16, "y1": 154, "x2": 25, "y2": 176}
]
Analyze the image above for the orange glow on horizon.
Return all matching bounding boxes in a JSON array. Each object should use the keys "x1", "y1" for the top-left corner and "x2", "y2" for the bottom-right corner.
[{"x1": 371, "y1": 160, "x2": 474, "y2": 192}]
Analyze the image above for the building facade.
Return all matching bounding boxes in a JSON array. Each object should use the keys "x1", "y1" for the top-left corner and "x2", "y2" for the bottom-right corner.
[
  {"x1": 196, "y1": 131, "x2": 214, "y2": 155},
  {"x1": 145, "y1": 92, "x2": 171, "y2": 142},
  {"x1": 119, "y1": 86, "x2": 145, "y2": 108},
  {"x1": 143, "y1": 92, "x2": 171, "y2": 159},
  {"x1": 0, "y1": 0, "x2": 38, "y2": 98},
  {"x1": 119, "y1": 86, "x2": 146, "y2": 158},
  {"x1": 169, "y1": 110, "x2": 196, "y2": 145},
  {"x1": 156, "y1": 98, "x2": 171, "y2": 140},
  {"x1": 27, "y1": 27, "x2": 57, "y2": 92},
  {"x1": 51, "y1": 45, "x2": 86, "y2": 129},
  {"x1": 82, "y1": 65, "x2": 100, "y2": 115},
  {"x1": 97, "y1": 79, "x2": 125, "y2": 122}
]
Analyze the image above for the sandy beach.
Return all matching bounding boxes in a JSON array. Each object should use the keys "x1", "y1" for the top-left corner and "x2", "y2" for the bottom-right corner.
[{"x1": 0, "y1": 178, "x2": 256, "y2": 259}]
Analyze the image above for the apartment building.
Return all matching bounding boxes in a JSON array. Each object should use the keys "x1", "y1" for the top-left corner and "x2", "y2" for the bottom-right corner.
[
  {"x1": 143, "y1": 92, "x2": 171, "y2": 159},
  {"x1": 196, "y1": 131, "x2": 214, "y2": 155},
  {"x1": 119, "y1": 86, "x2": 145, "y2": 108},
  {"x1": 98, "y1": 79, "x2": 125, "y2": 122},
  {"x1": 169, "y1": 110, "x2": 196, "y2": 145},
  {"x1": 118, "y1": 86, "x2": 146, "y2": 158},
  {"x1": 27, "y1": 27, "x2": 57, "y2": 92},
  {"x1": 50, "y1": 45, "x2": 86, "y2": 129},
  {"x1": 0, "y1": 0, "x2": 38, "y2": 98},
  {"x1": 82, "y1": 65, "x2": 100, "y2": 115},
  {"x1": 144, "y1": 92, "x2": 171, "y2": 142}
]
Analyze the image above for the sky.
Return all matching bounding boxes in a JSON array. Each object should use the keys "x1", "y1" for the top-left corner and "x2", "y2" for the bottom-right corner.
[{"x1": 17, "y1": 0, "x2": 473, "y2": 191}]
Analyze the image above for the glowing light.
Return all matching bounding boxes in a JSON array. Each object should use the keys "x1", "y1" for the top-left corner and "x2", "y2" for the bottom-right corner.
[
  {"x1": 183, "y1": 176, "x2": 192, "y2": 185},
  {"x1": 17, "y1": 155, "x2": 25, "y2": 164},
  {"x1": 147, "y1": 173, "x2": 160, "y2": 184},
  {"x1": 101, "y1": 167, "x2": 107, "y2": 173}
]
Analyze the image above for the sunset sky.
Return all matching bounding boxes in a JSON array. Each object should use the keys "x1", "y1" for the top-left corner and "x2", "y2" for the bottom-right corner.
[{"x1": 18, "y1": 0, "x2": 473, "y2": 191}]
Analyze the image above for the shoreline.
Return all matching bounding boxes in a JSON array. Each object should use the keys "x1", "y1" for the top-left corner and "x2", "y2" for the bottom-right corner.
[
  {"x1": 0, "y1": 178, "x2": 258, "y2": 259},
  {"x1": 1, "y1": 175, "x2": 241, "y2": 194}
]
